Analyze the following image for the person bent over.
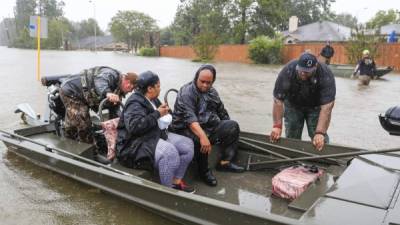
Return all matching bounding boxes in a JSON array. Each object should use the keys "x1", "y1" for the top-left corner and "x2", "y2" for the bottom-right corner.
[
  {"x1": 116, "y1": 71, "x2": 195, "y2": 193},
  {"x1": 170, "y1": 64, "x2": 244, "y2": 187},
  {"x1": 270, "y1": 53, "x2": 336, "y2": 151},
  {"x1": 60, "y1": 66, "x2": 137, "y2": 143}
]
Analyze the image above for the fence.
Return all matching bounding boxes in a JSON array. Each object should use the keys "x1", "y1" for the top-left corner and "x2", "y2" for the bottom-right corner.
[{"x1": 160, "y1": 43, "x2": 400, "y2": 71}]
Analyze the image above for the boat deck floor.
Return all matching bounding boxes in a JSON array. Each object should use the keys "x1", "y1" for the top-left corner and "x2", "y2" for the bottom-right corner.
[{"x1": 28, "y1": 131, "x2": 341, "y2": 219}]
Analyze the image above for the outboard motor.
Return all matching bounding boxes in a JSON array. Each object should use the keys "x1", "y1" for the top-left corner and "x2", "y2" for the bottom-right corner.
[{"x1": 379, "y1": 106, "x2": 400, "y2": 135}]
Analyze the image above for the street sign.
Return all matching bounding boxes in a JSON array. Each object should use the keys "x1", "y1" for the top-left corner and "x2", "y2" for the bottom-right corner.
[{"x1": 29, "y1": 16, "x2": 48, "y2": 38}]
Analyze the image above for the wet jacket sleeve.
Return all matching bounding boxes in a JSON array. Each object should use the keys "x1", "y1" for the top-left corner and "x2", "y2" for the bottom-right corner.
[
  {"x1": 94, "y1": 70, "x2": 119, "y2": 99},
  {"x1": 213, "y1": 89, "x2": 230, "y2": 120},
  {"x1": 123, "y1": 100, "x2": 160, "y2": 136},
  {"x1": 180, "y1": 92, "x2": 199, "y2": 125}
]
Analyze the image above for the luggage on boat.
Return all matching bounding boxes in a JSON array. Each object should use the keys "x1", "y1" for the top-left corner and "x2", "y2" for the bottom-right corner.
[
  {"x1": 379, "y1": 106, "x2": 400, "y2": 136},
  {"x1": 101, "y1": 117, "x2": 120, "y2": 160},
  {"x1": 272, "y1": 165, "x2": 324, "y2": 200}
]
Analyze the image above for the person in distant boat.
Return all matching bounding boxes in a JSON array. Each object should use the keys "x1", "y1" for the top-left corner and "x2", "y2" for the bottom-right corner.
[
  {"x1": 320, "y1": 41, "x2": 334, "y2": 65},
  {"x1": 269, "y1": 53, "x2": 336, "y2": 151},
  {"x1": 116, "y1": 71, "x2": 195, "y2": 193},
  {"x1": 353, "y1": 49, "x2": 377, "y2": 85},
  {"x1": 170, "y1": 64, "x2": 245, "y2": 187},
  {"x1": 60, "y1": 66, "x2": 137, "y2": 144}
]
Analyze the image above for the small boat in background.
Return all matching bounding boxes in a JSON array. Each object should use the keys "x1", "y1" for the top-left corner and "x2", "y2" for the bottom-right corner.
[{"x1": 328, "y1": 64, "x2": 393, "y2": 78}]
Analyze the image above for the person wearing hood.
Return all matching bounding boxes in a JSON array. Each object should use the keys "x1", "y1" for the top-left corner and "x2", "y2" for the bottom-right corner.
[
  {"x1": 270, "y1": 53, "x2": 336, "y2": 151},
  {"x1": 170, "y1": 65, "x2": 245, "y2": 187},
  {"x1": 116, "y1": 71, "x2": 195, "y2": 193}
]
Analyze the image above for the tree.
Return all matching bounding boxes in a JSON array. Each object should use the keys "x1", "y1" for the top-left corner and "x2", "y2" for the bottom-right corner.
[
  {"x1": 250, "y1": 0, "x2": 287, "y2": 38},
  {"x1": 332, "y1": 13, "x2": 358, "y2": 29},
  {"x1": 14, "y1": 0, "x2": 37, "y2": 36},
  {"x1": 366, "y1": 9, "x2": 400, "y2": 29},
  {"x1": 41, "y1": 17, "x2": 72, "y2": 49},
  {"x1": 109, "y1": 10, "x2": 158, "y2": 52},
  {"x1": 228, "y1": 0, "x2": 255, "y2": 44},
  {"x1": 171, "y1": 0, "x2": 230, "y2": 45},
  {"x1": 160, "y1": 26, "x2": 175, "y2": 45},
  {"x1": 345, "y1": 29, "x2": 385, "y2": 64},
  {"x1": 72, "y1": 18, "x2": 104, "y2": 40},
  {"x1": 37, "y1": 0, "x2": 65, "y2": 18}
]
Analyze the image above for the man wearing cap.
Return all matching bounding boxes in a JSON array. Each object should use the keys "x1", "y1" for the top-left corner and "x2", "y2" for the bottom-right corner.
[
  {"x1": 353, "y1": 49, "x2": 377, "y2": 85},
  {"x1": 170, "y1": 64, "x2": 244, "y2": 187},
  {"x1": 60, "y1": 66, "x2": 138, "y2": 144},
  {"x1": 270, "y1": 53, "x2": 336, "y2": 151}
]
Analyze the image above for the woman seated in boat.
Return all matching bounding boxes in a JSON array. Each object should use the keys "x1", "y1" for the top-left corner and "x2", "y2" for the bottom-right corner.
[
  {"x1": 116, "y1": 71, "x2": 195, "y2": 193},
  {"x1": 353, "y1": 49, "x2": 377, "y2": 85}
]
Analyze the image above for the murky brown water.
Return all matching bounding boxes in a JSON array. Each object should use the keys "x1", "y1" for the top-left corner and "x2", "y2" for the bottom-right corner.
[{"x1": 1, "y1": 46, "x2": 400, "y2": 224}]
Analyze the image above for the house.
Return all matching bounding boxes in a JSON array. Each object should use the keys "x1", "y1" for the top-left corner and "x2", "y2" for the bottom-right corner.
[
  {"x1": 380, "y1": 24, "x2": 400, "y2": 43},
  {"x1": 282, "y1": 16, "x2": 352, "y2": 44}
]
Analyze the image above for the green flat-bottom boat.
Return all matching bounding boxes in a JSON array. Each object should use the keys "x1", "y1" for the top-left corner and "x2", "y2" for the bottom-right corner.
[
  {"x1": 1, "y1": 80, "x2": 400, "y2": 225},
  {"x1": 328, "y1": 64, "x2": 393, "y2": 78},
  {"x1": 1, "y1": 124, "x2": 400, "y2": 225}
]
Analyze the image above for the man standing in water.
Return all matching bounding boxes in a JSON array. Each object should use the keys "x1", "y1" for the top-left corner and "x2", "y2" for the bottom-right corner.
[
  {"x1": 320, "y1": 41, "x2": 335, "y2": 65},
  {"x1": 353, "y1": 49, "x2": 377, "y2": 85},
  {"x1": 171, "y1": 64, "x2": 244, "y2": 187},
  {"x1": 269, "y1": 53, "x2": 336, "y2": 151}
]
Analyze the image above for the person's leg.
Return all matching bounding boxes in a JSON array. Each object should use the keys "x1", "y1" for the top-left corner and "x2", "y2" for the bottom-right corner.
[
  {"x1": 154, "y1": 139, "x2": 180, "y2": 187},
  {"x1": 284, "y1": 101, "x2": 305, "y2": 139},
  {"x1": 60, "y1": 93, "x2": 93, "y2": 143},
  {"x1": 166, "y1": 132, "x2": 194, "y2": 180},
  {"x1": 209, "y1": 120, "x2": 244, "y2": 172},
  {"x1": 305, "y1": 106, "x2": 329, "y2": 143}
]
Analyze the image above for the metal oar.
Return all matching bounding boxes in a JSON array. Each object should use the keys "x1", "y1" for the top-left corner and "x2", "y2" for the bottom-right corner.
[
  {"x1": 239, "y1": 136, "x2": 346, "y2": 165},
  {"x1": 248, "y1": 147, "x2": 400, "y2": 169}
]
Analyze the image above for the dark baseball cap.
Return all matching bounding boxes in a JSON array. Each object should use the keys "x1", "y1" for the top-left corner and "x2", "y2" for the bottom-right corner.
[
  {"x1": 137, "y1": 71, "x2": 159, "y2": 90},
  {"x1": 296, "y1": 53, "x2": 317, "y2": 73}
]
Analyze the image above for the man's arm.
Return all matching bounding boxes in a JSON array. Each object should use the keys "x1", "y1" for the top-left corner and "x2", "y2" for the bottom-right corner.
[
  {"x1": 315, "y1": 101, "x2": 334, "y2": 134},
  {"x1": 270, "y1": 98, "x2": 284, "y2": 142},
  {"x1": 313, "y1": 100, "x2": 335, "y2": 151},
  {"x1": 189, "y1": 122, "x2": 211, "y2": 154}
]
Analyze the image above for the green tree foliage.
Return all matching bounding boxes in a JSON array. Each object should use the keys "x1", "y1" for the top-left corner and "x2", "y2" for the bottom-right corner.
[
  {"x1": 345, "y1": 30, "x2": 385, "y2": 64},
  {"x1": 250, "y1": 0, "x2": 287, "y2": 38},
  {"x1": 171, "y1": 0, "x2": 230, "y2": 45},
  {"x1": 37, "y1": 0, "x2": 65, "y2": 18},
  {"x1": 138, "y1": 47, "x2": 157, "y2": 56},
  {"x1": 332, "y1": 13, "x2": 358, "y2": 29},
  {"x1": 41, "y1": 17, "x2": 71, "y2": 49},
  {"x1": 192, "y1": 31, "x2": 219, "y2": 61},
  {"x1": 71, "y1": 18, "x2": 104, "y2": 40},
  {"x1": 366, "y1": 10, "x2": 400, "y2": 29},
  {"x1": 228, "y1": 0, "x2": 255, "y2": 44},
  {"x1": 160, "y1": 26, "x2": 175, "y2": 45},
  {"x1": 248, "y1": 35, "x2": 283, "y2": 64},
  {"x1": 109, "y1": 10, "x2": 158, "y2": 52}
]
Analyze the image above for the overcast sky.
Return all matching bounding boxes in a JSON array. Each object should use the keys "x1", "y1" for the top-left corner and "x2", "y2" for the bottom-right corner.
[{"x1": 0, "y1": 0, "x2": 398, "y2": 31}]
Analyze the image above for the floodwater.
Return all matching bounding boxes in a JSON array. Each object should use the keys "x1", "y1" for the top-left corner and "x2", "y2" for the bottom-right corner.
[{"x1": 0, "y1": 46, "x2": 400, "y2": 224}]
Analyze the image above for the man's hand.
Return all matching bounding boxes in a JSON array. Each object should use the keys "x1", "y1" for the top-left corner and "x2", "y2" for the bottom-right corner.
[
  {"x1": 313, "y1": 133, "x2": 325, "y2": 151},
  {"x1": 199, "y1": 135, "x2": 212, "y2": 154},
  {"x1": 106, "y1": 93, "x2": 120, "y2": 104},
  {"x1": 270, "y1": 127, "x2": 282, "y2": 143},
  {"x1": 157, "y1": 103, "x2": 170, "y2": 117}
]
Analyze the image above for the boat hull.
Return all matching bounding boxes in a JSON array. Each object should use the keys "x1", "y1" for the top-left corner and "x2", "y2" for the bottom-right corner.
[{"x1": 328, "y1": 64, "x2": 393, "y2": 78}]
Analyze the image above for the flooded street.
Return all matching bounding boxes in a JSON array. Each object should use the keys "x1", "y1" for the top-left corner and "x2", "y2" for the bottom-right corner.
[{"x1": 0, "y1": 46, "x2": 400, "y2": 224}]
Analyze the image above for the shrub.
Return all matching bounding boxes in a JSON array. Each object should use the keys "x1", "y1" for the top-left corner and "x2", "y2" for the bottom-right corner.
[
  {"x1": 192, "y1": 32, "x2": 219, "y2": 61},
  {"x1": 345, "y1": 29, "x2": 385, "y2": 64},
  {"x1": 248, "y1": 36, "x2": 283, "y2": 64},
  {"x1": 139, "y1": 47, "x2": 157, "y2": 56}
]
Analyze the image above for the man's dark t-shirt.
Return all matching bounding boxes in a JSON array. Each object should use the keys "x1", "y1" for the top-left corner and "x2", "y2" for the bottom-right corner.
[{"x1": 273, "y1": 60, "x2": 336, "y2": 107}]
